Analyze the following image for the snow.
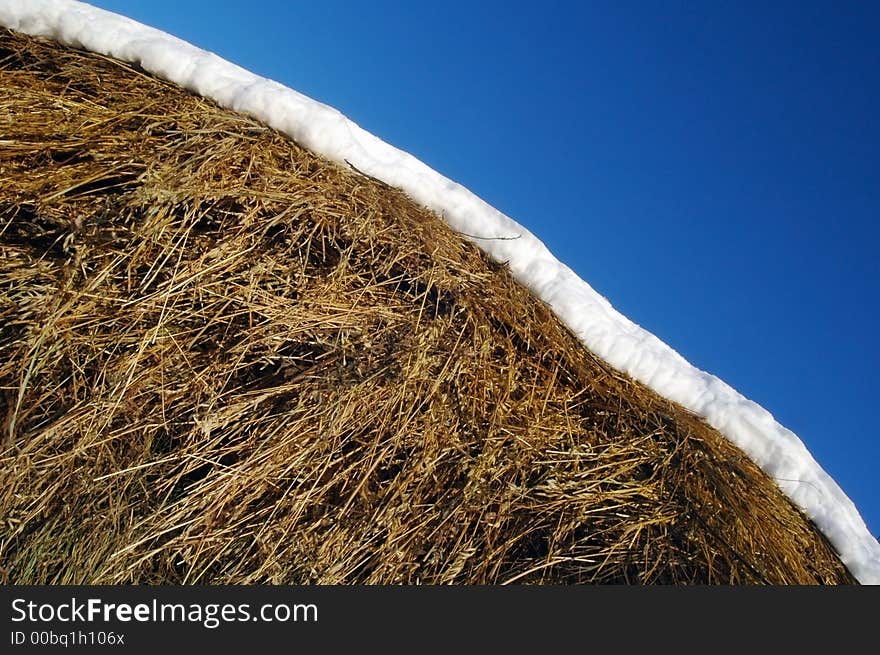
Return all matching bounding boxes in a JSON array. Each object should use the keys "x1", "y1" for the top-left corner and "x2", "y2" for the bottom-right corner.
[{"x1": 1, "y1": 0, "x2": 877, "y2": 584}]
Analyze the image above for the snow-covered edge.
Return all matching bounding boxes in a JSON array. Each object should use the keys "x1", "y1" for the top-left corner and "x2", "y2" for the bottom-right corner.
[{"x1": 2, "y1": 0, "x2": 877, "y2": 583}]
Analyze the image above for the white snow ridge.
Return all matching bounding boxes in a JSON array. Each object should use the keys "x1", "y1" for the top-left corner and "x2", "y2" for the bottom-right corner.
[{"x1": 1, "y1": 0, "x2": 877, "y2": 584}]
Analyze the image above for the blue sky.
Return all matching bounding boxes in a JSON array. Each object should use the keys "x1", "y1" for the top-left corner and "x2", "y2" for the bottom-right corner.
[{"x1": 90, "y1": 1, "x2": 878, "y2": 537}]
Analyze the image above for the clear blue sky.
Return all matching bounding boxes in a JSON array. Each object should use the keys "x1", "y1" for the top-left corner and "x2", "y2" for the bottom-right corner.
[{"x1": 90, "y1": 1, "x2": 878, "y2": 537}]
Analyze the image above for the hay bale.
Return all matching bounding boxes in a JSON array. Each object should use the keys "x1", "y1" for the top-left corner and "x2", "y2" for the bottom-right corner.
[{"x1": 0, "y1": 29, "x2": 853, "y2": 584}]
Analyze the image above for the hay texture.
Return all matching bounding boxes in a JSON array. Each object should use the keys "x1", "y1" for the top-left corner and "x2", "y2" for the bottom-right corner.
[{"x1": 0, "y1": 30, "x2": 854, "y2": 584}]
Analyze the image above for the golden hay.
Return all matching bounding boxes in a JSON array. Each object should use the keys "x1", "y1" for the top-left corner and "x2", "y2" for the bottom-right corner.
[{"x1": 0, "y1": 29, "x2": 854, "y2": 584}]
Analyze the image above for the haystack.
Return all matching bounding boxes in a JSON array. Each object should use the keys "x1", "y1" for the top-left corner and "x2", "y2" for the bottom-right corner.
[{"x1": 0, "y1": 28, "x2": 857, "y2": 584}]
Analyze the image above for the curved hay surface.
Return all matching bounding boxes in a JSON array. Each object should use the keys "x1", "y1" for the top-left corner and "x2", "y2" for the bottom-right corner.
[{"x1": 0, "y1": 30, "x2": 853, "y2": 584}]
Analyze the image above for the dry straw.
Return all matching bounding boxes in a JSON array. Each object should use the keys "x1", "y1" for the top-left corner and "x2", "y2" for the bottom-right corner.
[{"x1": 0, "y1": 29, "x2": 853, "y2": 584}]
